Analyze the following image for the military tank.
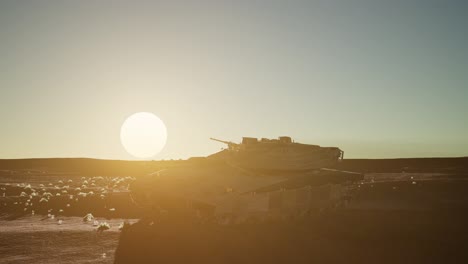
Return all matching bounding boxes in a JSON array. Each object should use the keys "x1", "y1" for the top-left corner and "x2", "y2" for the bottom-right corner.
[
  {"x1": 130, "y1": 136, "x2": 350, "y2": 215},
  {"x1": 209, "y1": 136, "x2": 344, "y2": 174}
]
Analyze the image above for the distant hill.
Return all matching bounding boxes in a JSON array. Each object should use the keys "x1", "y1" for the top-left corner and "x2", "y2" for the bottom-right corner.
[
  {"x1": 0, "y1": 158, "x2": 186, "y2": 177},
  {"x1": 0, "y1": 157, "x2": 467, "y2": 176}
]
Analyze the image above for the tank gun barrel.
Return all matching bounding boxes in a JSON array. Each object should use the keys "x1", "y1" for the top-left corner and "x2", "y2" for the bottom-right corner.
[{"x1": 210, "y1": 138, "x2": 238, "y2": 147}]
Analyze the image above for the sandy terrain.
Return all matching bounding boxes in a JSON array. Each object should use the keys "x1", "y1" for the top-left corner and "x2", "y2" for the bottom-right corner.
[
  {"x1": 0, "y1": 216, "x2": 137, "y2": 264},
  {"x1": 1, "y1": 157, "x2": 468, "y2": 263},
  {"x1": 0, "y1": 171, "x2": 140, "y2": 264}
]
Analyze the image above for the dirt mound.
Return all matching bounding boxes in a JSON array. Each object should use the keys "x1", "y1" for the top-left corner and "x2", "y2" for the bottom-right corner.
[{"x1": 115, "y1": 210, "x2": 468, "y2": 264}]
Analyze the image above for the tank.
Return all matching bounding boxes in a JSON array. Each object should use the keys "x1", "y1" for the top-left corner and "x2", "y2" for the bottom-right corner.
[
  {"x1": 210, "y1": 136, "x2": 343, "y2": 174},
  {"x1": 130, "y1": 137, "x2": 348, "y2": 214}
]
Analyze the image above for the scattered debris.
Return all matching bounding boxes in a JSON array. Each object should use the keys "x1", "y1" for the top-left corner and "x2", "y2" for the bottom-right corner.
[
  {"x1": 96, "y1": 222, "x2": 110, "y2": 232},
  {"x1": 83, "y1": 213, "x2": 94, "y2": 222}
]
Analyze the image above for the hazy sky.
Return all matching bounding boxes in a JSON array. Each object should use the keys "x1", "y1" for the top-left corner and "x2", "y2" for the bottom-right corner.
[{"x1": 0, "y1": 0, "x2": 467, "y2": 160}]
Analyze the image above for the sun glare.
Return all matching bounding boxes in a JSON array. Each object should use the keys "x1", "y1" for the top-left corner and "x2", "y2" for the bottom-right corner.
[{"x1": 120, "y1": 112, "x2": 167, "y2": 159}]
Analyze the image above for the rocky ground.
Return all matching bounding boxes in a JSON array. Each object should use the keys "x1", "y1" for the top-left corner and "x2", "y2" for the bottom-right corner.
[{"x1": 0, "y1": 172, "x2": 139, "y2": 264}]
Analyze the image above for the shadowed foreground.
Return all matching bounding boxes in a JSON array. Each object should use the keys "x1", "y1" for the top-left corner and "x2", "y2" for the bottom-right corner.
[{"x1": 115, "y1": 210, "x2": 468, "y2": 264}]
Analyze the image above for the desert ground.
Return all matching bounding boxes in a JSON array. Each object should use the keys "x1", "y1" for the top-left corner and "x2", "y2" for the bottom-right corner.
[
  {"x1": 0, "y1": 170, "x2": 140, "y2": 264},
  {"x1": 0, "y1": 216, "x2": 137, "y2": 264},
  {"x1": 1, "y1": 157, "x2": 468, "y2": 263}
]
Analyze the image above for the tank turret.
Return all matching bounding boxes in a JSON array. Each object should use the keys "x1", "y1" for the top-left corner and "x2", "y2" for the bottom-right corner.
[{"x1": 210, "y1": 136, "x2": 343, "y2": 174}]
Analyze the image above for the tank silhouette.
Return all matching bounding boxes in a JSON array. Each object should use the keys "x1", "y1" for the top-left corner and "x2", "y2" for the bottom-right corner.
[
  {"x1": 209, "y1": 136, "x2": 344, "y2": 174},
  {"x1": 130, "y1": 137, "x2": 349, "y2": 214}
]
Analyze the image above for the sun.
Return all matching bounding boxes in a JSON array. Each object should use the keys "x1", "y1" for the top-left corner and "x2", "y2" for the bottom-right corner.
[{"x1": 120, "y1": 112, "x2": 167, "y2": 159}]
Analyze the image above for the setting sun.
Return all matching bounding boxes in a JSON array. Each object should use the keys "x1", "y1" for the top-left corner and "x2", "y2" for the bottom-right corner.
[{"x1": 120, "y1": 112, "x2": 167, "y2": 159}]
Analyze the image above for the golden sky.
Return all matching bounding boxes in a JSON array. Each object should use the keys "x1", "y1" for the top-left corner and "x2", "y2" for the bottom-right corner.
[{"x1": 0, "y1": 1, "x2": 467, "y2": 159}]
